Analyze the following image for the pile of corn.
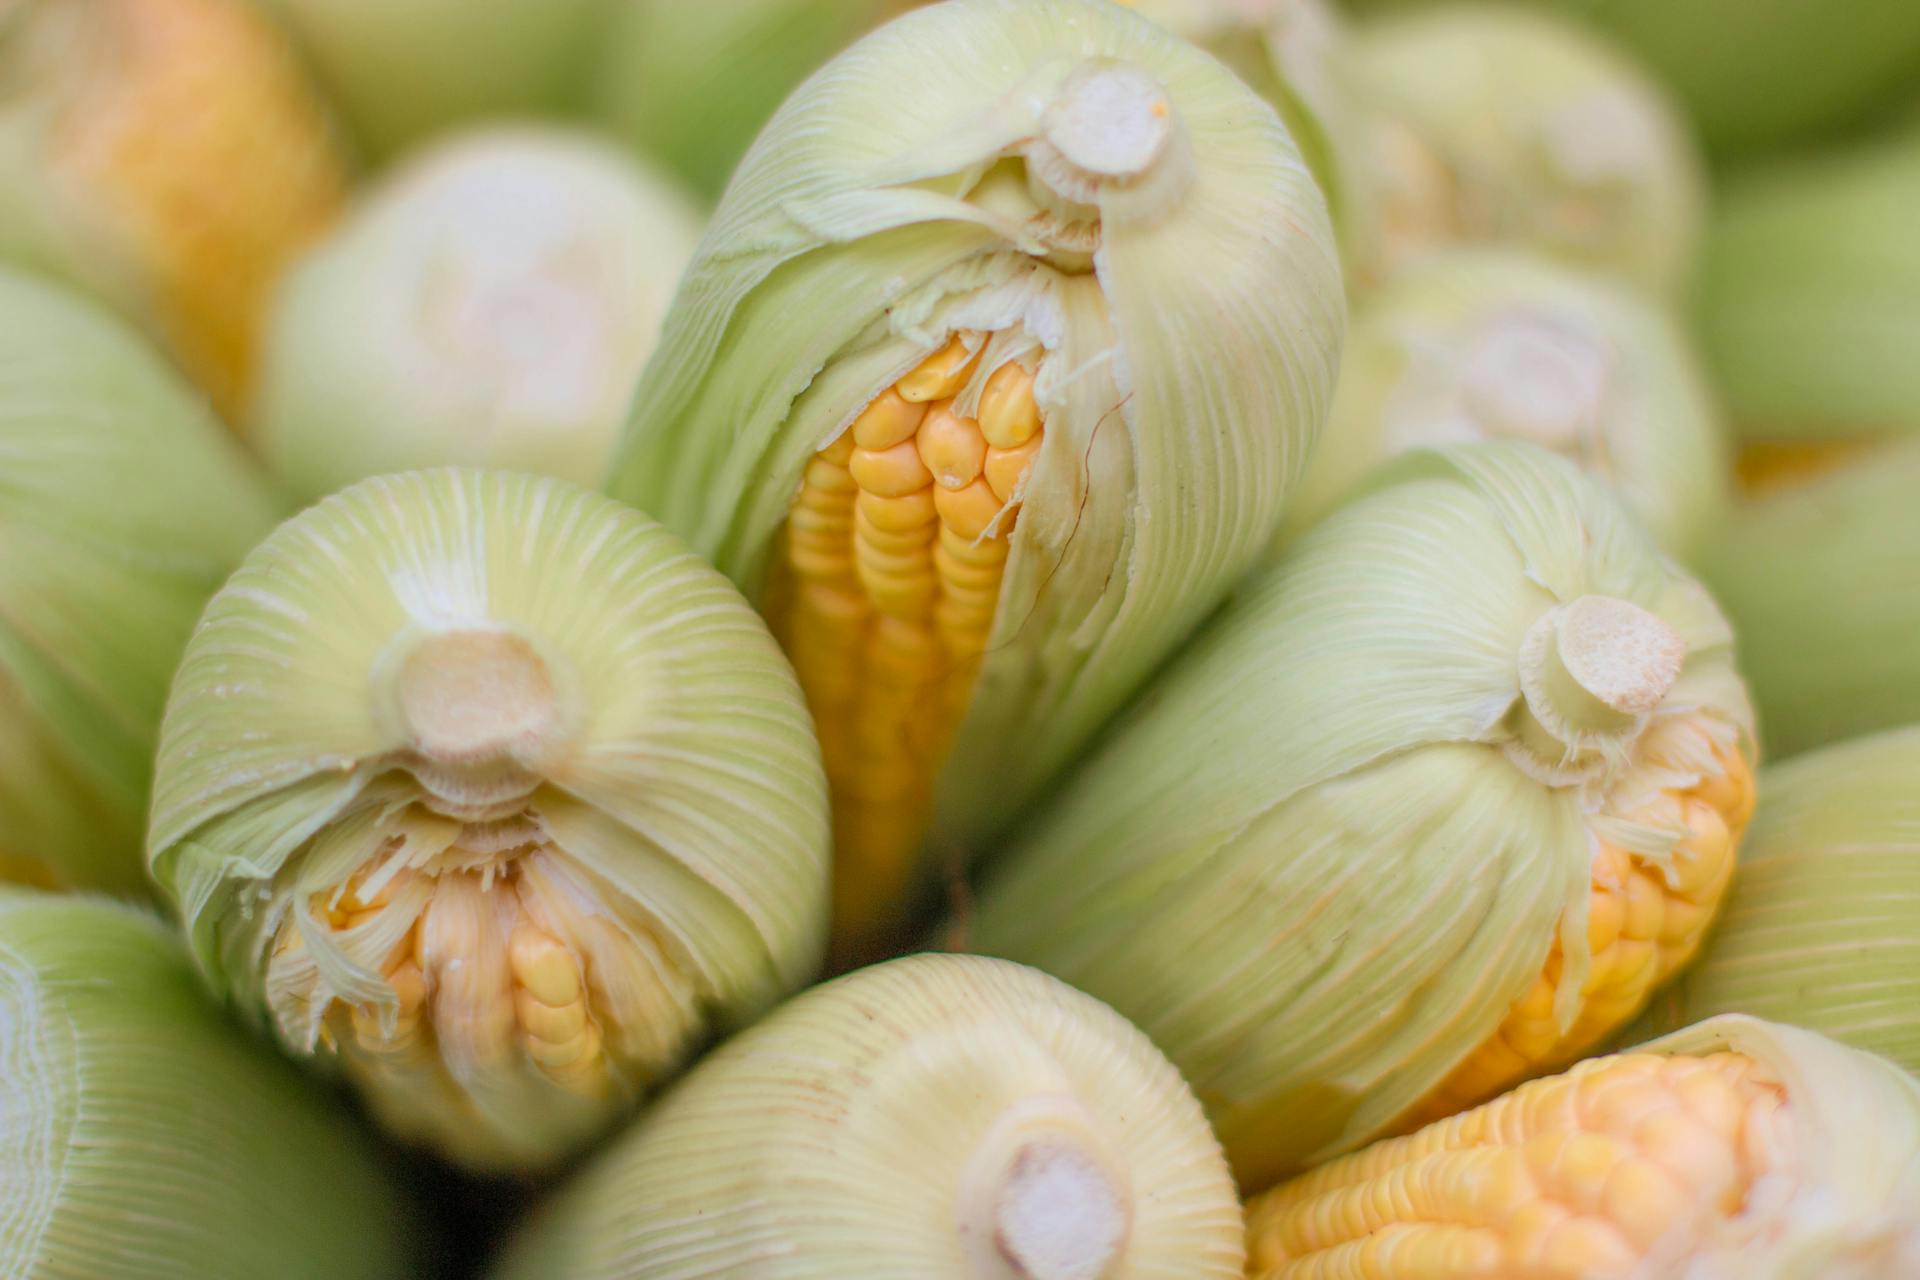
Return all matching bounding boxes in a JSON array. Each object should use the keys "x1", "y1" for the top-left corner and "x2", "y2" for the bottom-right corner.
[{"x1": 1, "y1": 1, "x2": 1916, "y2": 1276}]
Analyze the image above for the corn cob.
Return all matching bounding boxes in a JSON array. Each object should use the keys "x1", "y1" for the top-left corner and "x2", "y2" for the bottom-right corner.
[
  {"x1": 1344, "y1": 5, "x2": 1703, "y2": 297},
  {"x1": 0, "y1": 269, "x2": 279, "y2": 898},
  {"x1": 1352, "y1": 0, "x2": 1920, "y2": 159},
  {"x1": 146, "y1": 468, "x2": 832, "y2": 1171},
  {"x1": 1698, "y1": 442, "x2": 1920, "y2": 758},
  {"x1": 254, "y1": 126, "x2": 703, "y2": 500},
  {"x1": 1282, "y1": 249, "x2": 1728, "y2": 558},
  {"x1": 1699, "y1": 130, "x2": 1920, "y2": 446},
  {"x1": 1634, "y1": 727, "x2": 1920, "y2": 1076},
  {"x1": 253, "y1": 0, "x2": 605, "y2": 162},
  {"x1": 591, "y1": 0, "x2": 903, "y2": 200},
  {"x1": 970, "y1": 442, "x2": 1755, "y2": 1190},
  {"x1": 493, "y1": 953, "x2": 1244, "y2": 1279},
  {"x1": 0, "y1": 0, "x2": 347, "y2": 420},
  {"x1": 0, "y1": 889, "x2": 414, "y2": 1278},
  {"x1": 1246, "y1": 1015, "x2": 1920, "y2": 1278},
  {"x1": 608, "y1": 0, "x2": 1344, "y2": 957}
]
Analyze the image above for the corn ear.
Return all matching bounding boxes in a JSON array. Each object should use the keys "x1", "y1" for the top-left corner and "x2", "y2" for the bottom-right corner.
[
  {"x1": 493, "y1": 953, "x2": 1244, "y2": 1279},
  {"x1": 0, "y1": 0, "x2": 347, "y2": 420},
  {"x1": 970, "y1": 442, "x2": 1756, "y2": 1190},
  {"x1": 254, "y1": 0, "x2": 603, "y2": 162},
  {"x1": 0, "y1": 889, "x2": 415, "y2": 1278},
  {"x1": 0, "y1": 270, "x2": 280, "y2": 898},
  {"x1": 590, "y1": 0, "x2": 901, "y2": 200},
  {"x1": 1117, "y1": 0, "x2": 1379, "y2": 276},
  {"x1": 1246, "y1": 1014, "x2": 1920, "y2": 1278},
  {"x1": 608, "y1": 0, "x2": 1344, "y2": 956},
  {"x1": 1633, "y1": 728, "x2": 1920, "y2": 1076},
  {"x1": 146, "y1": 468, "x2": 831, "y2": 1171},
  {"x1": 1698, "y1": 441, "x2": 1920, "y2": 758},
  {"x1": 1344, "y1": 5, "x2": 1703, "y2": 297},
  {"x1": 1699, "y1": 130, "x2": 1920, "y2": 445},
  {"x1": 254, "y1": 126, "x2": 703, "y2": 500},
  {"x1": 1356, "y1": 0, "x2": 1920, "y2": 159},
  {"x1": 1284, "y1": 248, "x2": 1728, "y2": 558}
]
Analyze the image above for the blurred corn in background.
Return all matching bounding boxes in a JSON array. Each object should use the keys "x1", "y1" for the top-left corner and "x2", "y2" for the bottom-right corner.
[
  {"x1": 0, "y1": 0, "x2": 347, "y2": 419},
  {"x1": 252, "y1": 126, "x2": 701, "y2": 498}
]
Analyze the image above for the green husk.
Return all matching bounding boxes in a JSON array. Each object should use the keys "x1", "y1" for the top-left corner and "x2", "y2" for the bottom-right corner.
[
  {"x1": 590, "y1": 0, "x2": 899, "y2": 200},
  {"x1": 1634, "y1": 729, "x2": 1920, "y2": 1077},
  {"x1": 1698, "y1": 130, "x2": 1920, "y2": 444},
  {"x1": 493, "y1": 953, "x2": 1244, "y2": 1279},
  {"x1": 256, "y1": 0, "x2": 606, "y2": 162},
  {"x1": 969, "y1": 441, "x2": 1753, "y2": 1189},
  {"x1": 1345, "y1": 5, "x2": 1704, "y2": 296},
  {"x1": 1283, "y1": 248, "x2": 1728, "y2": 558},
  {"x1": 607, "y1": 0, "x2": 1343, "y2": 940},
  {"x1": 1698, "y1": 442, "x2": 1920, "y2": 758},
  {"x1": 0, "y1": 269, "x2": 280, "y2": 897},
  {"x1": 1350, "y1": 0, "x2": 1920, "y2": 159},
  {"x1": 253, "y1": 126, "x2": 703, "y2": 499},
  {"x1": 0, "y1": 889, "x2": 413, "y2": 1279},
  {"x1": 147, "y1": 467, "x2": 832, "y2": 1170}
]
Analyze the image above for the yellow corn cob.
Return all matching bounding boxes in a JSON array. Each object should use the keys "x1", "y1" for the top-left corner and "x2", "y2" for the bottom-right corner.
[
  {"x1": 0, "y1": 0, "x2": 348, "y2": 421},
  {"x1": 1405, "y1": 746, "x2": 1754, "y2": 1127},
  {"x1": 768, "y1": 339, "x2": 1046, "y2": 938},
  {"x1": 1246, "y1": 1017, "x2": 1920, "y2": 1279},
  {"x1": 609, "y1": 0, "x2": 1344, "y2": 960}
]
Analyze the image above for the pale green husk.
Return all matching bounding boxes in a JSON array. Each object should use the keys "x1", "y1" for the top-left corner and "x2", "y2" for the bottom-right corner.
[
  {"x1": 1283, "y1": 249, "x2": 1728, "y2": 558},
  {"x1": 1350, "y1": 0, "x2": 1920, "y2": 158},
  {"x1": 1634, "y1": 1016, "x2": 1920, "y2": 1275},
  {"x1": 493, "y1": 953, "x2": 1244, "y2": 1279},
  {"x1": 256, "y1": 0, "x2": 605, "y2": 161},
  {"x1": 0, "y1": 269, "x2": 279, "y2": 897},
  {"x1": 1699, "y1": 131, "x2": 1920, "y2": 444},
  {"x1": 970, "y1": 442, "x2": 1753, "y2": 1189},
  {"x1": 0, "y1": 889, "x2": 412, "y2": 1279},
  {"x1": 253, "y1": 126, "x2": 703, "y2": 499},
  {"x1": 1119, "y1": 0, "x2": 1378, "y2": 275},
  {"x1": 609, "y1": 0, "x2": 1343, "y2": 906},
  {"x1": 146, "y1": 467, "x2": 831, "y2": 1169},
  {"x1": 1635, "y1": 730, "x2": 1920, "y2": 1077},
  {"x1": 1345, "y1": 5, "x2": 1703, "y2": 296},
  {"x1": 1699, "y1": 442, "x2": 1920, "y2": 758},
  {"x1": 590, "y1": 0, "x2": 897, "y2": 200}
]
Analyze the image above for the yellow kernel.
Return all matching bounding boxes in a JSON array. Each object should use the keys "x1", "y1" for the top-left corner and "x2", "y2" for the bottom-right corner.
[
  {"x1": 856, "y1": 486, "x2": 938, "y2": 532},
  {"x1": 985, "y1": 433, "x2": 1043, "y2": 503},
  {"x1": 896, "y1": 335, "x2": 979, "y2": 402},
  {"x1": 852, "y1": 387, "x2": 928, "y2": 449},
  {"x1": 850, "y1": 439, "x2": 933, "y2": 498},
  {"x1": 509, "y1": 927, "x2": 581, "y2": 1008},
  {"x1": 979, "y1": 360, "x2": 1042, "y2": 448},
  {"x1": 935, "y1": 478, "x2": 1007, "y2": 541},
  {"x1": 916, "y1": 401, "x2": 987, "y2": 491}
]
